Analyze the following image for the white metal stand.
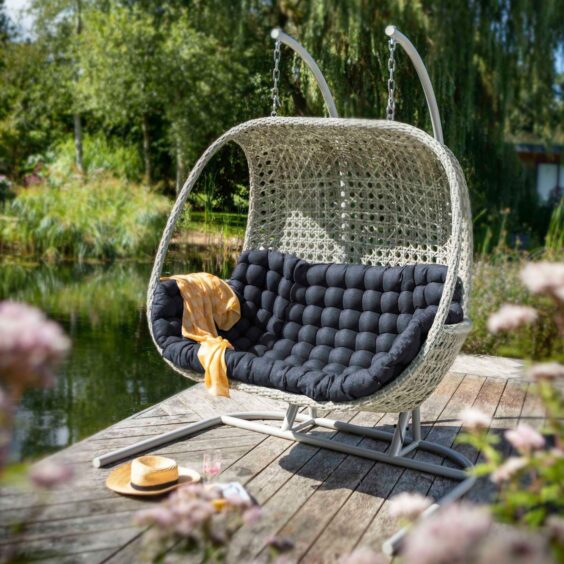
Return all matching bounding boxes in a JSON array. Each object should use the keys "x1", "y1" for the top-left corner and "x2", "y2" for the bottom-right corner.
[{"x1": 93, "y1": 405, "x2": 475, "y2": 555}]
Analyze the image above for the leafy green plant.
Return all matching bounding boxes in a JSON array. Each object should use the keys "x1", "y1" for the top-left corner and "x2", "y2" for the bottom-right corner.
[
  {"x1": 464, "y1": 255, "x2": 563, "y2": 360},
  {"x1": 46, "y1": 134, "x2": 143, "y2": 184},
  {"x1": 1, "y1": 175, "x2": 169, "y2": 260},
  {"x1": 545, "y1": 199, "x2": 564, "y2": 259}
]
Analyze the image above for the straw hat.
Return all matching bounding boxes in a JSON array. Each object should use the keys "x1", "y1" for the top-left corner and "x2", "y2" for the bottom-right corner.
[{"x1": 106, "y1": 455, "x2": 201, "y2": 496}]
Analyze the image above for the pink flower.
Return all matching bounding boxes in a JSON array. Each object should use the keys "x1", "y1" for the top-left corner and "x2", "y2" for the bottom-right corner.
[
  {"x1": 134, "y1": 506, "x2": 176, "y2": 529},
  {"x1": 505, "y1": 424, "x2": 545, "y2": 452},
  {"x1": 487, "y1": 304, "x2": 538, "y2": 334},
  {"x1": 547, "y1": 515, "x2": 564, "y2": 544},
  {"x1": 402, "y1": 503, "x2": 491, "y2": 564},
  {"x1": 339, "y1": 547, "x2": 387, "y2": 564},
  {"x1": 490, "y1": 457, "x2": 528, "y2": 483},
  {"x1": 242, "y1": 505, "x2": 263, "y2": 526},
  {"x1": 528, "y1": 362, "x2": 564, "y2": 382},
  {"x1": 389, "y1": 492, "x2": 433, "y2": 521},
  {"x1": 460, "y1": 407, "x2": 492, "y2": 431},
  {"x1": 224, "y1": 494, "x2": 252, "y2": 510},
  {"x1": 29, "y1": 460, "x2": 74, "y2": 489},
  {"x1": 0, "y1": 302, "x2": 70, "y2": 392},
  {"x1": 520, "y1": 262, "x2": 564, "y2": 301},
  {"x1": 478, "y1": 527, "x2": 550, "y2": 564}
]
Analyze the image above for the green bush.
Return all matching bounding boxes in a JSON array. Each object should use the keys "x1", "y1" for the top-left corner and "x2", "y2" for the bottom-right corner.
[
  {"x1": 545, "y1": 199, "x2": 564, "y2": 258},
  {"x1": 1, "y1": 176, "x2": 169, "y2": 260},
  {"x1": 46, "y1": 134, "x2": 143, "y2": 184},
  {"x1": 464, "y1": 255, "x2": 563, "y2": 360}
]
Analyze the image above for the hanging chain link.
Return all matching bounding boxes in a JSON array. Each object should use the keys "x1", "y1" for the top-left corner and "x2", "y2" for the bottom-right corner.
[
  {"x1": 271, "y1": 39, "x2": 281, "y2": 117},
  {"x1": 292, "y1": 53, "x2": 301, "y2": 85},
  {"x1": 386, "y1": 37, "x2": 396, "y2": 121}
]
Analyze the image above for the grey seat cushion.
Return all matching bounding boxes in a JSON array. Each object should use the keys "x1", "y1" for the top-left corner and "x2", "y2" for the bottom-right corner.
[{"x1": 151, "y1": 249, "x2": 463, "y2": 402}]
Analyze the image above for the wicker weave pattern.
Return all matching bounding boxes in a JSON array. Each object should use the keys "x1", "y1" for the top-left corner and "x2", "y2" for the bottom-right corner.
[{"x1": 147, "y1": 117, "x2": 473, "y2": 413}]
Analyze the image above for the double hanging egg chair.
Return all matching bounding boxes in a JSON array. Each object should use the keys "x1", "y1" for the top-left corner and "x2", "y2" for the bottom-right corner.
[{"x1": 96, "y1": 26, "x2": 474, "y2": 552}]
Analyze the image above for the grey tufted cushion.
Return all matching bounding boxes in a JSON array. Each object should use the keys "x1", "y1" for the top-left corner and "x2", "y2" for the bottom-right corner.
[{"x1": 151, "y1": 250, "x2": 463, "y2": 402}]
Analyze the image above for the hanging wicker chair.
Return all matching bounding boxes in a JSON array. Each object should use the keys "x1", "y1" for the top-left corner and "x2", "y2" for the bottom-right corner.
[
  {"x1": 95, "y1": 27, "x2": 474, "y2": 555},
  {"x1": 149, "y1": 117, "x2": 472, "y2": 412}
]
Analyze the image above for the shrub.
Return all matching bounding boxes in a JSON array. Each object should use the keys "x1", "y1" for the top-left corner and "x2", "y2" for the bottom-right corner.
[
  {"x1": 1, "y1": 176, "x2": 169, "y2": 260},
  {"x1": 465, "y1": 255, "x2": 563, "y2": 360},
  {"x1": 46, "y1": 133, "x2": 143, "y2": 184}
]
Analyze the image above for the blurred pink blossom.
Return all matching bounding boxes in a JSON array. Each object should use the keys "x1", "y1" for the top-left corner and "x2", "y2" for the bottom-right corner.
[
  {"x1": 242, "y1": 505, "x2": 263, "y2": 526},
  {"x1": 487, "y1": 304, "x2": 538, "y2": 334},
  {"x1": 520, "y1": 262, "x2": 564, "y2": 301},
  {"x1": 505, "y1": 424, "x2": 545, "y2": 452},
  {"x1": 490, "y1": 457, "x2": 528, "y2": 483},
  {"x1": 402, "y1": 503, "x2": 491, "y2": 564},
  {"x1": 29, "y1": 460, "x2": 74, "y2": 489},
  {"x1": 389, "y1": 492, "x2": 433, "y2": 521},
  {"x1": 339, "y1": 547, "x2": 387, "y2": 564},
  {"x1": 134, "y1": 506, "x2": 176, "y2": 529},
  {"x1": 547, "y1": 515, "x2": 564, "y2": 545},
  {"x1": 478, "y1": 527, "x2": 550, "y2": 564},
  {"x1": 460, "y1": 407, "x2": 492, "y2": 430},
  {"x1": 0, "y1": 301, "x2": 70, "y2": 395},
  {"x1": 528, "y1": 362, "x2": 564, "y2": 382}
]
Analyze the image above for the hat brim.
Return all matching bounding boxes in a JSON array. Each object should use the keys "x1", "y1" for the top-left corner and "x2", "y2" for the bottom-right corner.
[{"x1": 106, "y1": 462, "x2": 201, "y2": 496}]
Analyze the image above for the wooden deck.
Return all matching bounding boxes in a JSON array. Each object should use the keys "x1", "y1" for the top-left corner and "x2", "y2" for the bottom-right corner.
[{"x1": 0, "y1": 356, "x2": 541, "y2": 563}]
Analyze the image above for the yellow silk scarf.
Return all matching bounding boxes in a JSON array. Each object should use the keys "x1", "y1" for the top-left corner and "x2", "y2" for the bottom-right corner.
[{"x1": 162, "y1": 273, "x2": 240, "y2": 397}]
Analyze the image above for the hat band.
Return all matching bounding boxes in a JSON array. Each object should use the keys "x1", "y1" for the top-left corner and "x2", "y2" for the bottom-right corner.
[{"x1": 130, "y1": 478, "x2": 178, "y2": 491}]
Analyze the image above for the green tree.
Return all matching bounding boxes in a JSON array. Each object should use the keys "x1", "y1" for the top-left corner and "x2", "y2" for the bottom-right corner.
[
  {"x1": 0, "y1": 41, "x2": 65, "y2": 177},
  {"x1": 30, "y1": 0, "x2": 87, "y2": 175},
  {"x1": 162, "y1": 11, "x2": 245, "y2": 191},
  {"x1": 77, "y1": 5, "x2": 164, "y2": 184}
]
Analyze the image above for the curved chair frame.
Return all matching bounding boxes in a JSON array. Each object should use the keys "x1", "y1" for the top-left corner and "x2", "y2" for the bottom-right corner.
[{"x1": 95, "y1": 29, "x2": 475, "y2": 556}]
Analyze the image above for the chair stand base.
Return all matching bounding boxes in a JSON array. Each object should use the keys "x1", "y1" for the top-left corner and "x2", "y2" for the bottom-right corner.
[{"x1": 93, "y1": 407, "x2": 475, "y2": 556}]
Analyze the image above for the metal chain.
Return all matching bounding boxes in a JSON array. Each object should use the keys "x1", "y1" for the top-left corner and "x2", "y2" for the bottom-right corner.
[
  {"x1": 386, "y1": 37, "x2": 396, "y2": 121},
  {"x1": 271, "y1": 39, "x2": 281, "y2": 117},
  {"x1": 292, "y1": 53, "x2": 301, "y2": 85}
]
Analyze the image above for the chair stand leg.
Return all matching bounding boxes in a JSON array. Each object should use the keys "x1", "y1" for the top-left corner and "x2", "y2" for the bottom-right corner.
[
  {"x1": 388, "y1": 411, "x2": 411, "y2": 456},
  {"x1": 93, "y1": 409, "x2": 475, "y2": 556},
  {"x1": 280, "y1": 404, "x2": 299, "y2": 431}
]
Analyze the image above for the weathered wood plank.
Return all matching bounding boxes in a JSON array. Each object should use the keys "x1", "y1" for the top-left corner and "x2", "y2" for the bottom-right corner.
[
  {"x1": 426, "y1": 376, "x2": 507, "y2": 502},
  {"x1": 0, "y1": 435, "x2": 265, "y2": 515},
  {"x1": 465, "y1": 378, "x2": 527, "y2": 504},
  {"x1": 224, "y1": 409, "x2": 361, "y2": 562},
  {"x1": 266, "y1": 410, "x2": 389, "y2": 562},
  {"x1": 0, "y1": 526, "x2": 142, "y2": 563},
  {"x1": 0, "y1": 511, "x2": 140, "y2": 545},
  {"x1": 519, "y1": 382, "x2": 545, "y2": 430},
  {"x1": 303, "y1": 373, "x2": 464, "y2": 563},
  {"x1": 0, "y1": 370, "x2": 530, "y2": 563},
  {"x1": 356, "y1": 374, "x2": 485, "y2": 554}
]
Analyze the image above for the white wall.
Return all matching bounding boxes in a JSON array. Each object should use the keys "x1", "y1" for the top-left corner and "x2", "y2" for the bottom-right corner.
[{"x1": 537, "y1": 163, "x2": 563, "y2": 202}]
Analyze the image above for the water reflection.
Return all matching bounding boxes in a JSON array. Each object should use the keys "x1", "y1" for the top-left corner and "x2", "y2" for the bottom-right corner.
[{"x1": 0, "y1": 244, "x2": 238, "y2": 461}]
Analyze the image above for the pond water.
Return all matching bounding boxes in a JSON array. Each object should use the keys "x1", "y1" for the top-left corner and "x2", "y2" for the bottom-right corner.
[{"x1": 1, "y1": 244, "x2": 237, "y2": 462}]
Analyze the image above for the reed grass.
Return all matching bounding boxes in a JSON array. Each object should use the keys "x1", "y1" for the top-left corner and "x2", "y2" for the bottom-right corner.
[
  {"x1": 464, "y1": 252, "x2": 563, "y2": 361},
  {"x1": 1, "y1": 176, "x2": 169, "y2": 260}
]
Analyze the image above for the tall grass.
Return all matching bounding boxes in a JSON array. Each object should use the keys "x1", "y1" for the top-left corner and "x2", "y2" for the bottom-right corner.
[
  {"x1": 464, "y1": 252, "x2": 563, "y2": 360},
  {"x1": 46, "y1": 134, "x2": 143, "y2": 184},
  {"x1": 545, "y1": 198, "x2": 564, "y2": 258},
  {"x1": 1, "y1": 176, "x2": 169, "y2": 260}
]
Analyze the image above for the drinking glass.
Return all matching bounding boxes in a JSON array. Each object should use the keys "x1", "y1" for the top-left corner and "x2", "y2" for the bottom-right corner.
[{"x1": 202, "y1": 450, "x2": 222, "y2": 483}]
